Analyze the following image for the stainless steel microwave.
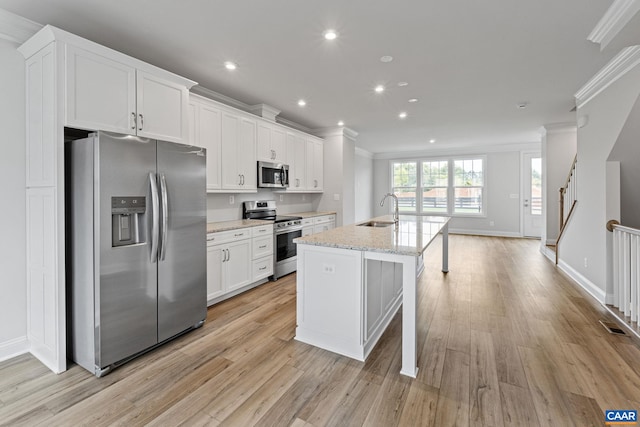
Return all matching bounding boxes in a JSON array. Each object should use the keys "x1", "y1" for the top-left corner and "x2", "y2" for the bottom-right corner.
[{"x1": 257, "y1": 161, "x2": 289, "y2": 188}]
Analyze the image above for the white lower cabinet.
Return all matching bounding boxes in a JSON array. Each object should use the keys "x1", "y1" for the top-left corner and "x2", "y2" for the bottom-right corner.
[
  {"x1": 206, "y1": 224, "x2": 273, "y2": 305},
  {"x1": 312, "y1": 215, "x2": 335, "y2": 234}
]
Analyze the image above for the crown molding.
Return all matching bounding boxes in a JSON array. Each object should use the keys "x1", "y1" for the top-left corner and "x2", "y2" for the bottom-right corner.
[
  {"x1": 275, "y1": 117, "x2": 314, "y2": 134},
  {"x1": 355, "y1": 147, "x2": 374, "y2": 159},
  {"x1": 541, "y1": 122, "x2": 577, "y2": 134},
  {"x1": 588, "y1": 0, "x2": 640, "y2": 50},
  {"x1": 191, "y1": 85, "x2": 252, "y2": 113},
  {"x1": 575, "y1": 45, "x2": 640, "y2": 109},
  {"x1": 0, "y1": 8, "x2": 42, "y2": 44},
  {"x1": 248, "y1": 103, "x2": 280, "y2": 122},
  {"x1": 372, "y1": 141, "x2": 541, "y2": 160},
  {"x1": 313, "y1": 126, "x2": 359, "y2": 141}
]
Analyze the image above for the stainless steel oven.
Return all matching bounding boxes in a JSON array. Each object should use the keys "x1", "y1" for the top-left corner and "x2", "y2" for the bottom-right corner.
[
  {"x1": 274, "y1": 219, "x2": 302, "y2": 280},
  {"x1": 243, "y1": 200, "x2": 302, "y2": 280}
]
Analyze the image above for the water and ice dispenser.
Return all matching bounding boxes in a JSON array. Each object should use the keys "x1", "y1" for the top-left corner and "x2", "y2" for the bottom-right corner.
[{"x1": 111, "y1": 196, "x2": 146, "y2": 247}]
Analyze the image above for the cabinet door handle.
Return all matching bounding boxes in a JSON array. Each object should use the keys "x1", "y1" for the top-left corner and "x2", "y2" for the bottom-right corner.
[
  {"x1": 241, "y1": 174, "x2": 245, "y2": 185},
  {"x1": 139, "y1": 114, "x2": 144, "y2": 131},
  {"x1": 314, "y1": 179, "x2": 318, "y2": 188},
  {"x1": 238, "y1": 174, "x2": 242, "y2": 185},
  {"x1": 227, "y1": 248, "x2": 231, "y2": 261},
  {"x1": 296, "y1": 178, "x2": 300, "y2": 187},
  {"x1": 131, "y1": 112, "x2": 136, "y2": 130},
  {"x1": 259, "y1": 244, "x2": 267, "y2": 249}
]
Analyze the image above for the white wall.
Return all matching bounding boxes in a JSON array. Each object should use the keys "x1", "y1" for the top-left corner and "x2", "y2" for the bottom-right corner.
[
  {"x1": 316, "y1": 130, "x2": 356, "y2": 226},
  {"x1": 560, "y1": 62, "x2": 640, "y2": 302},
  {"x1": 371, "y1": 145, "x2": 539, "y2": 237},
  {"x1": 542, "y1": 126, "x2": 577, "y2": 245},
  {"x1": 607, "y1": 96, "x2": 640, "y2": 229},
  {"x1": 0, "y1": 38, "x2": 28, "y2": 361},
  {"x1": 354, "y1": 149, "x2": 373, "y2": 222}
]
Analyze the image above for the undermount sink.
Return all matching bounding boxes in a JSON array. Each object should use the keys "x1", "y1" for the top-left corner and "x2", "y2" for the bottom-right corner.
[{"x1": 358, "y1": 221, "x2": 395, "y2": 228}]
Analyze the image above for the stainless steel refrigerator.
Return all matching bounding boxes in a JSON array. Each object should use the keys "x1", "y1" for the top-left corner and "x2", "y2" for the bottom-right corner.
[{"x1": 65, "y1": 131, "x2": 207, "y2": 377}]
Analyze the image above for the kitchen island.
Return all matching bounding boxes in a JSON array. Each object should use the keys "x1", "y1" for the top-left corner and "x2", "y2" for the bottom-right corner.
[{"x1": 294, "y1": 214, "x2": 449, "y2": 378}]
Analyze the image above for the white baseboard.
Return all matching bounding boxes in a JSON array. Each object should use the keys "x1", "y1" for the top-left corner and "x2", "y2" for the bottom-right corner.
[
  {"x1": 546, "y1": 238, "x2": 557, "y2": 246},
  {"x1": 557, "y1": 260, "x2": 606, "y2": 303},
  {"x1": 540, "y1": 245, "x2": 555, "y2": 262},
  {"x1": 0, "y1": 336, "x2": 29, "y2": 363},
  {"x1": 449, "y1": 228, "x2": 522, "y2": 238}
]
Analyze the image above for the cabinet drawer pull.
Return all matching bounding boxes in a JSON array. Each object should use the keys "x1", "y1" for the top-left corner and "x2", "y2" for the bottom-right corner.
[
  {"x1": 259, "y1": 266, "x2": 267, "y2": 271},
  {"x1": 259, "y1": 244, "x2": 267, "y2": 249},
  {"x1": 234, "y1": 233, "x2": 244, "y2": 237}
]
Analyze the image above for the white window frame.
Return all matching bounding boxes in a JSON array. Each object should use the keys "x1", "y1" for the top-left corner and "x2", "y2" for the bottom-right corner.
[{"x1": 389, "y1": 156, "x2": 486, "y2": 217}]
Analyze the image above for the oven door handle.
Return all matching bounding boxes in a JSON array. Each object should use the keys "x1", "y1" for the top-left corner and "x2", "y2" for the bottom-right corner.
[{"x1": 275, "y1": 226, "x2": 303, "y2": 235}]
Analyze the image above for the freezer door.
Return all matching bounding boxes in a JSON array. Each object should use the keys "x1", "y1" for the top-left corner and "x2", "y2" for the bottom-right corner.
[
  {"x1": 157, "y1": 141, "x2": 207, "y2": 341},
  {"x1": 98, "y1": 132, "x2": 159, "y2": 367}
]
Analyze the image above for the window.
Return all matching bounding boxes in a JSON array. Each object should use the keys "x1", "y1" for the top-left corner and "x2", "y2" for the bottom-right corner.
[
  {"x1": 391, "y1": 157, "x2": 485, "y2": 216},
  {"x1": 392, "y1": 161, "x2": 417, "y2": 212},
  {"x1": 453, "y1": 159, "x2": 483, "y2": 214},
  {"x1": 422, "y1": 160, "x2": 448, "y2": 213}
]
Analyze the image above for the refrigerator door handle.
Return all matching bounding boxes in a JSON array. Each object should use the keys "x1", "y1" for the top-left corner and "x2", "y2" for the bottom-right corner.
[
  {"x1": 159, "y1": 173, "x2": 169, "y2": 261},
  {"x1": 149, "y1": 172, "x2": 160, "y2": 263}
]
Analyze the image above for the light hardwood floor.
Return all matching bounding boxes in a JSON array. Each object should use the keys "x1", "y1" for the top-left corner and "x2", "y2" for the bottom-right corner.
[{"x1": 2, "y1": 235, "x2": 640, "y2": 426}]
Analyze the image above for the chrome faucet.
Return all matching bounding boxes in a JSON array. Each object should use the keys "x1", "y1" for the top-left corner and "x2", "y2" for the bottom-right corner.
[{"x1": 380, "y1": 193, "x2": 399, "y2": 225}]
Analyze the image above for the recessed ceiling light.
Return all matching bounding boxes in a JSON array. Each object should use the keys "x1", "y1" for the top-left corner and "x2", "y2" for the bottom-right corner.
[
  {"x1": 429, "y1": 139, "x2": 436, "y2": 144},
  {"x1": 380, "y1": 55, "x2": 393, "y2": 63},
  {"x1": 224, "y1": 61, "x2": 237, "y2": 70},
  {"x1": 374, "y1": 85, "x2": 385, "y2": 93},
  {"x1": 398, "y1": 82, "x2": 409, "y2": 87},
  {"x1": 408, "y1": 98, "x2": 418, "y2": 103},
  {"x1": 323, "y1": 29, "x2": 338, "y2": 40},
  {"x1": 337, "y1": 120, "x2": 344, "y2": 126},
  {"x1": 399, "y1": 112, "x2": 407, "y2": 119},
  {"x1": 298, "y1": 99, "x2": 307, "y2": 107}
]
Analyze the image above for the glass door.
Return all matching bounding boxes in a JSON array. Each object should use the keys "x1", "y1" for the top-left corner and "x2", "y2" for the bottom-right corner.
[{"x1": 523, "y1": 153, "x2": 542, "y2": 237}]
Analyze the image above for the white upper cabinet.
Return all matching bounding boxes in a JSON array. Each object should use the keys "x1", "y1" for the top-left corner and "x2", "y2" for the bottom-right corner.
[
  {"x1": 221, "y1": 111, "x2": 257, "y2": 191},
  {"x1": 286, "y1": 131, "x2": 307, "y2": 191},
  {"x1": 65, "y1": 45, "x2": 136, "y2": 135},
  {"x1": 256, "y1": 122, "x2": 286, "y2": 163},
  {"x1": 64, "y1": 38, "x2": 192, "y2": 144},
  {"x1": 136, "y1": 71, "x2": 188, "y2": 143},
  {"x1": 306, "y1": 138, "x2": 324, "y2": 192},
  {"x1": 189, "y1": 96, "x2": 222, "y2": 191}
]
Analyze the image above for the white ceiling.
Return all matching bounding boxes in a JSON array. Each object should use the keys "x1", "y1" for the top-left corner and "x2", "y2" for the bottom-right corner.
[{"x1": 0, "y1": 0, "x2": 618, "y2": 153}]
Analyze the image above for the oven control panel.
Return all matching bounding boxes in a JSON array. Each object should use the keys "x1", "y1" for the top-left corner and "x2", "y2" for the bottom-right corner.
[{"x1": 276, "y1": 220, "x2": 302, "y2": 229}]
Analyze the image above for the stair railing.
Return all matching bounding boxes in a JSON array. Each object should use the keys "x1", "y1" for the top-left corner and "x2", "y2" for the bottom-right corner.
[{"x1": 556, "y1": 155, "x2": 577, "y2": 264}]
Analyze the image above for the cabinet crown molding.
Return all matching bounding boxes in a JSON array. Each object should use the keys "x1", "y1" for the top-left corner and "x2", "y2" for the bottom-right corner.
[
  {"x1": 248, "y1": 104, "x2": 280, "y2": 122},
  {"x1": 18, "y1": 25, "x2": 197, "y2": 89},
  {"x1": 574, "y1": 45, "x2": 640, "y2": 109},
  {"x1": 0, "y1": 8, "x2": 41, "y2": 44}
]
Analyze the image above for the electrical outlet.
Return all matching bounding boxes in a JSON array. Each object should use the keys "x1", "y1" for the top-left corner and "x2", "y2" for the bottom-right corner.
[
  {"x1": 333, "y1": 193, "x2": 340, "y2": 201},
  {"x1": 280, "y1": 195, "x2": 284, "y2": 202},
  {"x1": 229, "y1": 195, "x2": 234, "y2": 204},
  {"x1": 323, "y1": 264, "x2": 335, "y2": 274}
]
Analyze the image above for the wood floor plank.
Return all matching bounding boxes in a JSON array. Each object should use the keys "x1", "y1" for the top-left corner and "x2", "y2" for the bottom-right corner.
[
  {"x1": 433, "y1": 349, "x2": 470, "y2": 427},
  {"x1": 499, "y1": 382, "x2": 540, "y2": 427},
  {"x1": 469, "y1": 330, "x2": 504, "y2": 426},
  {"x1": 517, "y1": 346, "x2": 574, "y2": 427},
  {"x1": 396, "y1": 380, "x2": 440, "y2": 427}
]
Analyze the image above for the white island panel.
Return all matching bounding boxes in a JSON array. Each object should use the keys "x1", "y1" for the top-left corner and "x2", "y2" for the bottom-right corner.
[{"x1": 296, "y1": 246, "x2": 364, "y2": 360}]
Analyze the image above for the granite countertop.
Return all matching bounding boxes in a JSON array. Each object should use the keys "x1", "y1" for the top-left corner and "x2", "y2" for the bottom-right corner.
[
  {"x1": 295, "y1": 211, "x2": 337, "y2": 219},
  {"x1": 294, "y1": 215, "x2": 450, "y2": 256},
  {"x1": 206, "y1": 219, "x2": 272, "y2": 234}
]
